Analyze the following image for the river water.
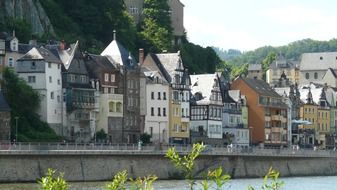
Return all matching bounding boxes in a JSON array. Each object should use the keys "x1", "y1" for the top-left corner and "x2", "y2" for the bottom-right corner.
[{"x1": 1, "y1": 176, "x2": 336, "y2": 190}]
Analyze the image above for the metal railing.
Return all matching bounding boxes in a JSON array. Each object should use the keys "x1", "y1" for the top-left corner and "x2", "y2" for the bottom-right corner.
[{"x1": 1, "y1": 142, "x2": 337, "y2": 158}]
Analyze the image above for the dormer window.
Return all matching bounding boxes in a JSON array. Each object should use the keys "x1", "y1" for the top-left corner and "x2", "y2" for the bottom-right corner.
[{"x1": 31, "y1": 61, "x2": 36, "y2": 69}]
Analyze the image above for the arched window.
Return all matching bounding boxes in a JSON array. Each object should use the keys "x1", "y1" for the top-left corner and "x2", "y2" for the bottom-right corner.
[
  {"x1": 305, "y1": 73, "x2": 309, "y2": 79},
  {"x1": 116, "y1": 102, "x2": 122, "y2": 113},
  {"x1": 314, "y1": 72, "x2": 318, "y2": 79},
  {"x1": 109, "y1": 102, "x2": 115, "y2": 112}
]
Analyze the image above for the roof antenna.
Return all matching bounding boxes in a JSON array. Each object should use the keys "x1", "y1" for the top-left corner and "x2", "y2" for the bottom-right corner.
[{"x1": 113, "y1": 30, "x2": 116, "y2": 41}]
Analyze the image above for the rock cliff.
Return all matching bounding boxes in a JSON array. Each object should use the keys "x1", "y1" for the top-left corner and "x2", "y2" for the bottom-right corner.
[{"x1": 0, "y1": 0, "x2": 55, "y2": 35}]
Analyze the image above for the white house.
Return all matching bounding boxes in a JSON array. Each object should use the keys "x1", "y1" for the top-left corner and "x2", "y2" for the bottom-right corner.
[
  {"x1": 16, "y1": 47, "x2": 63, "y2": 134},
  {"x1": 143, "y1": 69, "x2": 170, "y2": 144},
  {"x1": 300, "y1": 52, "x2": 337, "y2": 87},
  {"x1": 190, "y1": 74, "x2": 223, "y2": 145}
]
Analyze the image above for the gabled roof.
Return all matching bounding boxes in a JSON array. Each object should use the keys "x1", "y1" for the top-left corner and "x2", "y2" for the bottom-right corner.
[
  {"x1": 190, "y1": 73, "x2": 218, "y2": 104},
  {"x1": 240, "y1": 77, "x2": 281, "y2": 97},
  {"x1": 322, "y1": 68, "x2": 337, "y2": 79},
  {"x1": 151, "y1": 52, "x2": 184, "y2": 83},
  {"x1": 0, "y1": 92, "x2": 10, "y2": 112},
  {"x1": 300, "y1": 52, "x2": 337, "y2": 71},
  {"x1": 248, "y1": 64, "x2": 262, "y2": 71},
  {"x1": 85, "y1": 53, "x2": 118, "y2": 80},
  {"x1": 57, "y1": 41, "x2": 79, "y2": 70},
  {"x1": 101, "y1": 39, "x2": 136, "y2": 66},
  {"x1": 18, "y1": 47, "x2": 61, "y2": 63}
]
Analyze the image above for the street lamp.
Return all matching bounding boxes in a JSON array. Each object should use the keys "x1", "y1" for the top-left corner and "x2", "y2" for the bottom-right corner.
[
  {"x1": 15, "y1": 116, "x2": 19, "y2": 142},
  {"x1": 249, "y1": 126, "x2": 253, "y2": 147}
]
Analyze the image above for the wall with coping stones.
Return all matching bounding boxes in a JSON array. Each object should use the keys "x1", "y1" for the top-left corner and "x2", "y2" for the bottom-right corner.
[{"x1": 0, "y1": 154, "x2": 337, "y2": 182}]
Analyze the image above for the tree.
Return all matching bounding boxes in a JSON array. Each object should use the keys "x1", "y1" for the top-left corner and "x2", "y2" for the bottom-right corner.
[
  {"x1": 138, "y1": 0, "x2": 173, "y2": 52},
  {"x1": 1, "y1": 68, "x2": 59, "y2": 141}
]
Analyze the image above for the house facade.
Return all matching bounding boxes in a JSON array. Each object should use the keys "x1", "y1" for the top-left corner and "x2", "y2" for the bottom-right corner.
[
  {"x1": 85, "y1": 54, "x2": 123, "y2": 143},
  {"x1": 231, "y1": 77, "x2": 288, "y2": 147},
  {"x1": 299, "y1": 52, "x2": 337, "y2": 87},
  {"x1": 266, "y1": 55, "x2": 299, "y2": 86},
  {"x1": 189, "y1": 74, "x2": 224, "y2": 146},
  {"x1": 101, "y1": 33, "x2": 142, "y2": 143},
  {"x1": 247, "y1": 64, "x2": 263, "y2": 80},
  {"x1": 143, "y1": 52, "x2": 190, "y2": 144},
  {"x1": 17, "y1": 47, "x2": 63, "y2": 134}
]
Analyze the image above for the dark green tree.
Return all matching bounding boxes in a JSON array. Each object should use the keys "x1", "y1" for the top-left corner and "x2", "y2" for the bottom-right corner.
[
  {"x1": 138, "y1": 0, "x2": 173, "y2": 52},
  {"x1": 4, "y1": 17, "x2": 32, "y2": 42},
  {"x1": 2, "y1": 68, "x2": 59, "y2": 142}
]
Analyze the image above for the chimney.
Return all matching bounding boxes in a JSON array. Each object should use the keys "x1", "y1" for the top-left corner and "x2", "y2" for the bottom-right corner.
[
  {"x1": 59, "y1": 40, "x2": 65, "y2": 50},
  {"x1": 139, "y1": 48, "x2": 144, "y2": 65}
]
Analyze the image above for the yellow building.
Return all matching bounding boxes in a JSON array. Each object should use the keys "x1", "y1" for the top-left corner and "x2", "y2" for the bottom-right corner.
[{"x1": 316, "y1": 88, "x2": 331, "y2": 147}]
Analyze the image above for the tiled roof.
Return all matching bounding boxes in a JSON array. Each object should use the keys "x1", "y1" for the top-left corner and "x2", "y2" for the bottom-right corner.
[
  {"x1": 18, "y1": 47, "x2": 61, "y2": 63},
  {"x1": 240, "y1": 77, "x2": 281, "y2": 97},
  {"x1": 248, "y1": 64, "x2": 262, "y2": 71},
  {"x1": 155, "y1": 52, "x2": 182, "y2": 82},
  {"x1": 300, "y1": 52, "x2": 337, "y2": 71}
]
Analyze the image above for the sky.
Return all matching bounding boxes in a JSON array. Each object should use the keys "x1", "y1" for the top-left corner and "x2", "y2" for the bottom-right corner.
[{"x1": 180, "y1": 0, "x2": 337, "y2": 51}]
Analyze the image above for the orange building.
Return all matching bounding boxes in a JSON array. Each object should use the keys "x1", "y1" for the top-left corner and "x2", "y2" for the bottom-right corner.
[{"x1": 231, "y1": 77, "x2": 288, "y2": 147}]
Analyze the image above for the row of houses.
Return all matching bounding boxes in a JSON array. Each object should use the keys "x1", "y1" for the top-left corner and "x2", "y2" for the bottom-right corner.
[
  {"x1": 0, "y1": 31, "x2": 257, "y2": 146},
  {"x1": 4, "y1": 30, "x2": 337, "y2": 149}
]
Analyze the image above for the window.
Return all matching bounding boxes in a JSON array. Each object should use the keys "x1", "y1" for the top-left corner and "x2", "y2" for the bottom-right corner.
[
  {"x1": 51, "y1": 92, "x2": 54, "y2": 99},
  {"x1": 151, "y1": 92, "x2": 154, "y2": 99},
  {"x1": 48, "y1": 62, "x2": 51, "y2": 68},
  {"x1": 31, "y1": 61, "x2": 36, "y2": 69},
  {"x1": 57, "y1": 95, "x2": 60, "y2": 102},
  {"x1": 305, "y1": 73, "x2": 309, "y2": 79},
  {"x1": 111, "y1": 74, "x2": 115, "y2": 82},
  {"x1": 109, "y1": 102, "x2": 115, "y2": 112},
  {"x1": 163, "y1": 108, "x2": 166, "y2": 116},
  {"x1": 58, "y1": 64, "x2": 60, "y2": 69},
  {"x1": 320, "y1": 56, "x2": 323, "y2": 60},
  {"x1": 163, "y1": 92, "x2": 167, "y2": 100},
  {"x1": 151, "y1": 107, "x2": 154, "y2": 116},
  {"x1": 8, "y1": 57, "x2": 13, "y2": 67},
  {"x1": 49, "y1": 76, "x2": 52, "y2": 83},
  {"x1": 314, "y1": 72, "x2": 318, "y2": 79},
  {"x1": 104, "y1": 73, "x2": 109, "y2": 82},
  {"x1": 158, "y1": 92, "x2": 161, "y2": 100},
  {"x1": 58, "y1": 79, "x2": 61, "y2": 85},
  {"x1": 28, "y1": 76, "x2": 36, "y2": 83},
  {"x1": 158, "y1": 108, "x2": 161, "y2": 116}
]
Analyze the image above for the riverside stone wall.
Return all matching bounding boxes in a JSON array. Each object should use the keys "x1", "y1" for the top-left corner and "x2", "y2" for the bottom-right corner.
[{"x1": 0, "y1": 152, "x2": 337, "y2": 182}]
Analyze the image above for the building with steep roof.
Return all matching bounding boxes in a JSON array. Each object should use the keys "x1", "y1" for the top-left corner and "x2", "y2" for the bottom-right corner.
[
  {"x1": 101, "y1": 33, "x2": 143, "y2": 143},
  {"x1": 85, "y1": 53, "x2": 124, "y2": 143},
  {"x1": 300, "y1": 52, "x2": 337, "y2": 87},
  {"x1": 16, "y1": 47, "x2": 63, "y2": 134},
  {"x1": 189, "y1": 74, "x2": 224, "y2": 146},
  {"x1": 141, "y1": 65, "x2": 170, "y2": 145},
  {"x1": 53, "y1": 42, "x2": 98, "y2": 142},
  {"x1": 231, "y1": 77, "x2": 288, "y2": 147},
  {"x1": 142, "y1": 51, "x2": 190, "y2": 144}
]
